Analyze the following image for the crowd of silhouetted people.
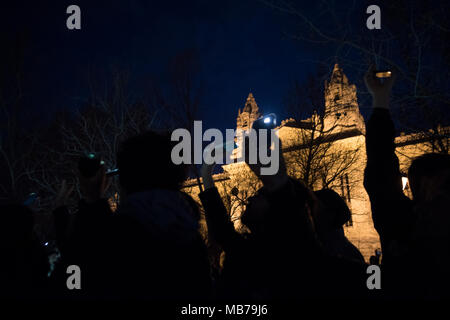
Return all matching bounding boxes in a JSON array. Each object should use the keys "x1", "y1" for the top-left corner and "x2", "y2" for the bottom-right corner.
[{"x1": 1, "y1": 66, "x2": 449, "y2": 301}]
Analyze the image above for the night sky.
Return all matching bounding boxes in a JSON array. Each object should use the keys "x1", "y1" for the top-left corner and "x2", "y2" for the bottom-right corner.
[{"x1": 1, "y1": 0, "x2": 339, "y2": 132}]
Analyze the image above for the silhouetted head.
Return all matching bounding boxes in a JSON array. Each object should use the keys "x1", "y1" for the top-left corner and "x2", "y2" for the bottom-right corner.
[
  {"x1": 408, "y1": 153, "x2": 450, "y2": 202},
  {"x1": 313, "y1": 189, "x2": 351, "y2": 234},
  {"x1": 241, "y1": 178, "x2": 316, "y2": 239},
  {"x1": 117, "y1": 131, "x2": 187, "y2": 195}
]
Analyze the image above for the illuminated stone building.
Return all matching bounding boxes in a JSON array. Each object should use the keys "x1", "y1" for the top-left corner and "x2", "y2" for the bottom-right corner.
[{"x1": 182, "y1": 64, "x2": 448, "y2": 261}]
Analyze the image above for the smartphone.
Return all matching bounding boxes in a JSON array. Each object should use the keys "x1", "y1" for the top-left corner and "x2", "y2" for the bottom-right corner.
[
  {"x1": 375, "y1": 70, "x2": 392, "y2": 78},
  {"x1": 78, "y1": 153, "x2": 104, "y2": 178},
  {"x1": 106, "y1": 168, "x2": 119, "y2": 177}
]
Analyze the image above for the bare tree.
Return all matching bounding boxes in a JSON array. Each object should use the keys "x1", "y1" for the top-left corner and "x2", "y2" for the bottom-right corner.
[
  {"x1": 261, "y1": 0, "x2": 450, "y2": 153},
  {"x1": 22, "y1": 49, "x2": 206, "y2": 212},
  {"x1": 283, "y1": 113, "x2": 361, "y2": 190},
  {"x1": 0, "y1": 32, "x2": 33, "y2": 201},
  {"x1": 282, "y1": 70, "x2": 361, "y2": 190},
  {"x1": 23, "y1": 71, "x2": 158, "y2": 212},
  {"x1": 216, "y1": 166, "x2": 262, "y2": 230}
]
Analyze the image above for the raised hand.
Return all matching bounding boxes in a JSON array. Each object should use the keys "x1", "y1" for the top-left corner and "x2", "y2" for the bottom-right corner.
[
  {"x1": 364, "y1": 64, "x2": 397, "y2": 109},
  {"x1": 243, "y1": 135, "x2": 288, "y2": 192},
  {"x1": 201, "y1": 162, "x2": 216, "y2": 190}
]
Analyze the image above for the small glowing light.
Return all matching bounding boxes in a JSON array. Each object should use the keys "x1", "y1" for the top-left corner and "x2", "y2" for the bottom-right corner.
[
  {"x1": 375, "y1": 71, "x2": 392, "y2": 78},
  {"x1": 44, "y1": 242, "x2": 49, "y2": 246},
  {"x1": 402, "y1": 177, "x2": 408, "y2": 190},
  {"x1": 264, "y1": 117, "x2": 271, "y2": 124}
]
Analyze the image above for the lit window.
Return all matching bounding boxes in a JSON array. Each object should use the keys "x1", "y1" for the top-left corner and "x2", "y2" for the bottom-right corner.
[{"x1": 402, "y1": 177, "x2": 409, "y2": 190}]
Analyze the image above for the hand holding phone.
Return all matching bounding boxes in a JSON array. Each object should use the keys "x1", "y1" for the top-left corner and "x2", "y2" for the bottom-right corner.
[{"x1": 364, "y1": 65, "x2": 397, "y2": 109}]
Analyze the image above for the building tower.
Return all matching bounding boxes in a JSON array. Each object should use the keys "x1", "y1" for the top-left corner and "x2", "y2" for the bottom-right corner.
[
  {"x1": 236, "y1": 93, "x2": 261, "y2": 131},
  {"x1": 323, "y1": 64, "x2": 365, "y2": 133}
]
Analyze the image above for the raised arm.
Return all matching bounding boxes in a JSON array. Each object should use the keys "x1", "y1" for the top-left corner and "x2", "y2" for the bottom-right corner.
[
  {"x1": 363, "y1": 65, "x2": 413, "y2": 257},
  {"x1": 199, "y1": 163, "x2": 245, "y2": 252}
]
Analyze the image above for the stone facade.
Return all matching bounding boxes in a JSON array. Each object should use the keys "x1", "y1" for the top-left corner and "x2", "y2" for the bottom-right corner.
[{"x1": 182, "y1": 64, "x2": 448, "y2": 262}]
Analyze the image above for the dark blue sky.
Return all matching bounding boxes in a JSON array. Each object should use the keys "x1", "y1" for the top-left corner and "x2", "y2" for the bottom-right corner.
[
  {"x1": 2, "y1": 0, "x2": 350, "y2": 131},
  {"x1": 5, "y1": 1, "x2": 447, "y2": 134}
]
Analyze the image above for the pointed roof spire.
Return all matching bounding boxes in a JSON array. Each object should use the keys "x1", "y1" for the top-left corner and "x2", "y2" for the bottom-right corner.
[
  {"x1": 330, "y1": 63, "x2": 349, "y2": 84},
  {"x1": 333, "y1": 63, "x2": 340, "y2": 73},
  {"x1": 243, "y1": 92, "x2": 259, "y2": 113}
]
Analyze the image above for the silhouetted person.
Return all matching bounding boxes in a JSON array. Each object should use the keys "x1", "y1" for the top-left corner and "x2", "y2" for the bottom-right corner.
[
  {"x1": 313, "y1": 189, "x2": 365, "y2": 263},
  {"x1": 364, "y1": 64, "x2": 450, "y2": 298},
  {"x1": 200, "y1": 169, "x2": 320, "y2": 299},
  {"x1": 200, "y1": 136, "x2": 368, "y2": 300},
  {"x1": 55, "y1": 132, "x2": 211, "y2": 300},
  {"x1": 110, "y1": 131, "x2": 211, "y2": 300},
  {"x1": 53, "y1": 164, "x2": 116, "y2": 299}
]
